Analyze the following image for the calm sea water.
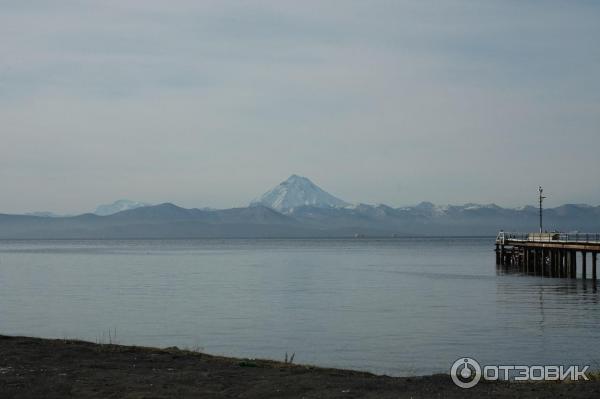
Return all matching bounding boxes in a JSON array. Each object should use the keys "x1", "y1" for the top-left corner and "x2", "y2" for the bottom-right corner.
[{"x1": 1, "y1": 238, "x2": 599, "y2": 376}]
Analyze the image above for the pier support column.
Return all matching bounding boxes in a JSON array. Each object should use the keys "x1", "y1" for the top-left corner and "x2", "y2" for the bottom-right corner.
[
  {"x1": 542, "y1": 248, "x2": 548, "y2": 277},
  {"x1": 519, "y1": 248, "x2": 524, "y2": 270},
  {"x1": 525, "y1": 248, "x2": 530, "y2": 274},
  {"x1": 500, "y1": 245, "x2": 505, "y2": 266},
  {"x1": 540, "y1": 248, "x2": 545, "y2": 276},
  {"x1": 511, "y1": 248, "x2": 516, "y2": 267},
  {"x1": 495, "y1": 244, "x2": 500, "y2": 265},
  {"x1": 582, "y1": 251, "x2": 587, "y2": 280},
  {"x1": 571, "y1": 251, "x2": 577, "y2": 278},
  {"x1": 593, "y1": 253, "x2": 597, "y2": 281},
  {"x1": 556, "y1": 249, "x2": 561, "y2": 277}
]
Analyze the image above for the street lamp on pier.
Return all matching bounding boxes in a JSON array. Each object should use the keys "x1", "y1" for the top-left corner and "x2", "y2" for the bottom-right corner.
[{"x1": 538, "y1": 186, "x2": 546, "y2": 233}]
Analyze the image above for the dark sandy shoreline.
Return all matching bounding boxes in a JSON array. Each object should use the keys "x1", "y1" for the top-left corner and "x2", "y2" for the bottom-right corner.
[{"x1": 1, "y1": 335, "x2": 598, "y2": 398}]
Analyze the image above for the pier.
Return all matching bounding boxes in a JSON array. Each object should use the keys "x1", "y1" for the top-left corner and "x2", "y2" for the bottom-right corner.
[{"x1": 495, "y1": 232, "x2": 600, "y2": 280}]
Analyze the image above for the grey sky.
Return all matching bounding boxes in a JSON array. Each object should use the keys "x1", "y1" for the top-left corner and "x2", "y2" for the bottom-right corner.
[{"x1": 1, "y1": 1, "x2": 599, "y2": 214}]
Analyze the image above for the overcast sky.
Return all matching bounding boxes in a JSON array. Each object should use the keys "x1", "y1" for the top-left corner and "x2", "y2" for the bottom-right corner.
[{"x1": 1, "y1": 1, "x2": 599, "y2": 213}]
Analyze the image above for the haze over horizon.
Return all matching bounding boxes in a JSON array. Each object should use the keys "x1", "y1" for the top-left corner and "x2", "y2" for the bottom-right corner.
[{"x1": 2, "y1": 1, "x2": 599, "y2": 214}]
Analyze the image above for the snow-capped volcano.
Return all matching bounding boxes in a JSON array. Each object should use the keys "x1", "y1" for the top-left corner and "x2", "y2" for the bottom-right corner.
[{"x1": 251, "y1": 175, "x2": 350, "y2": 212}]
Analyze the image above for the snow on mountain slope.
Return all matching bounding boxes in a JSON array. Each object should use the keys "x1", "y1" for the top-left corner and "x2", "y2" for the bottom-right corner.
[
  {"x1": 94, "y1": 199, "x2": 151, "y2": 216},
  {"x1": 251, "y1": 175, "x2": 350, "y2": 212},
  {"x1": 24, "y1": 211, "x2": 64, "y2": 217}
]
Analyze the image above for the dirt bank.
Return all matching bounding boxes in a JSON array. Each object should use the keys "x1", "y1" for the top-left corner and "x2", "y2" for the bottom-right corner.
[{"x1": 0, "y1": 335, "x2": 598, "y2": 398}]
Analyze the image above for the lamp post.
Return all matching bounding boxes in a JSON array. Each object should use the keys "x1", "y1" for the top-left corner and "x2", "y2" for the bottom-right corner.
[{"x1": 538, "y1": 186, "x2": 546, "y2": 233}]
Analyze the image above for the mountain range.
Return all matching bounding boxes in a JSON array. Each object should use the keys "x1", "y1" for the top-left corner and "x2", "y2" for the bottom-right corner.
[{"x1": 2, "y1": 175, "x2": 599, "y2": 239}]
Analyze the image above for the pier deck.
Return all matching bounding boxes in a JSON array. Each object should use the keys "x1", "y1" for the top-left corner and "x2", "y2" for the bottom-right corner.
[{"x1": 495, "y1": 232, "x2": 600, "y2": 279}]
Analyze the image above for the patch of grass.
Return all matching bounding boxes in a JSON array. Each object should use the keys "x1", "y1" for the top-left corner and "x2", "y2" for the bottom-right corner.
[
  {"x1": 95, "y1": 328, "x2": 119, "y2": 349},
  {"x1": 284, "y1": 352, "x2": 295, "y2": 365}
]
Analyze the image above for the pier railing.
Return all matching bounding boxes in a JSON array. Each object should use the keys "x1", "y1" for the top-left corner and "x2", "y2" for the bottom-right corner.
[{"x1": 497, "y1": 231, "x2": 600, "y2": 245}]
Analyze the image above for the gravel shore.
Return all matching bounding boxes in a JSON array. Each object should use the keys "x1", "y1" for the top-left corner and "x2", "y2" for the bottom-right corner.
[{"x1": 1, "y1": 335, "x2": 598, "y2": 398}]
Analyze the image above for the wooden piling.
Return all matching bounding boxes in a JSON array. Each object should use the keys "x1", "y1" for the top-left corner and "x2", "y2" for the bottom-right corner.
[
  {"x1": 541, "y1": 248, "x2": 546, "y2": 276},
  {"x1": 558, "y1": 249, "x2": 564, "y2": 278},
  {"x1": 512, "y1": 247, "x2": 517, "y2": 267},
  {"x1": 519, "y1": 248, "x2": 524, "y2": 270},
  {"x1": 582, "y1": 251, "x2": 587, "y2": 280},
  {"x1": 593, "y1": 252, "x2": 597, "y2": 281},
  {"x1": 556, "y1": 249, "x2": 561, "y2": 277},
  {"x1": 542, "y1": 248, "x2": 548, "y2": 277},
  {"x1": 539, "y1": 249, "x2": 544, "y2": 276},
  {"x1": 557, "y1": 249, "x2": 562, "y2": 277}
]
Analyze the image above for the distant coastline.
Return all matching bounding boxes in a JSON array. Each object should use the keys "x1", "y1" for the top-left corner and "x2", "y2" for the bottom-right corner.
[{"x1": 1, "y1": 201, "x2": 599, "y2": 239}]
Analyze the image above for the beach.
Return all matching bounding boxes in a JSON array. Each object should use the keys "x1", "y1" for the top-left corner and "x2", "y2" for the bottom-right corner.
[{"x1": 1, "y1": 335, "x2": 598, "y2": 398}]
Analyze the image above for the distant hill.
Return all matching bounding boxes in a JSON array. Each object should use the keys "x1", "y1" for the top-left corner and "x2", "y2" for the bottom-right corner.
[
  {"x1": 94, "y1": 199, "x2": 151, "y2": 216},
  {"x1": 24, "y1": 211, "x2": 64, "y2": 218},
  {"x1": 0, "y1": 204, "x2": 316, "y2": 239}
]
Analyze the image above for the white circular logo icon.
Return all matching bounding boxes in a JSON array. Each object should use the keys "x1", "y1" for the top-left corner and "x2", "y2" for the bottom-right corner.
[{"x1": 451, "y1": 357, "x2": 481, "y2": 388}]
